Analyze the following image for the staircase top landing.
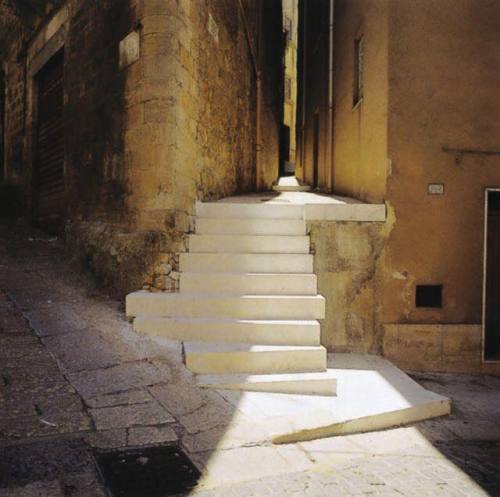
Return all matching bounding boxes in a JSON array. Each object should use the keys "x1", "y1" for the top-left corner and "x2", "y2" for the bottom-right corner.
[{"x1": 204, "y1": 191, "x2": 386, "y2": 222}]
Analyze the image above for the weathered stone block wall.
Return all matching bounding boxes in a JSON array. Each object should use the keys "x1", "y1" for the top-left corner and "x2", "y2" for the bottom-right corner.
[
  {"x1": 1, "y1": 0, "x2": 282, "y2": 295},
  {"x1": 309, "y1": 220, "x2": 387, "y2": 353},
  {"x1": 139, "y1": 0, "x2": 281, "y2": 209},
  {"x1": 0, "y1": 0, "x2": 179, "y2": 294},
  {"x1": 1, "y1": 12, "x2": 27, "y2": 189},
  {"x1": 63, "y1": 0, "x2": 137, "y2": 223}
]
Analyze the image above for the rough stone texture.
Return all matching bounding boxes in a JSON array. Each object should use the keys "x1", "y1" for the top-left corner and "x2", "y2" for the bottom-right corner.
[
  {"x1": 309, "y1": 220, "x2": 388, "y2": 353},
  {"x1": 0, "y1": 439, "x2": 106, "y2": 497},
  {"x1": 0, "y1": 289, "x2": 92, "y2": 443},
  {"x1": 0, "y1": 0, "x2": 282, "y2": 296},
  {"x1": 68, "y1": 361, "x2": 168, "y2": 399},
  {"x1": 65, "y1": 221, "x2": 175, "y2": 295},
  {"x1": 85, "y1": 389, "x2": 152, "y2": 409},
  {"x1": 90, "y1": 402, "x2": 175, "y2": 430},
  {"x1": 384, "y1": 324, "x2": 500, "y2": 374}
]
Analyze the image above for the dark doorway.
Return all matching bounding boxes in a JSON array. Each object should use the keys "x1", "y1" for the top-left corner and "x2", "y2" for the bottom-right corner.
[
  {"x1": 280, "y1": 123, "x2": 291, "y2": 173},
  {"x1": 0, "y1": 70, "x2": 5, "y2": 183},
  {"x1": 485, "y1": 190, "x2": 500, "y2": 360},
  {"x1": 34, "y1": 50, "x2": 65, "y2": 231}
]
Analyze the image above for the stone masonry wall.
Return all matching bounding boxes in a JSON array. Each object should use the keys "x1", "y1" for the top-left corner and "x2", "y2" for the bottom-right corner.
[
  {"x1": 1, "y1": 1, "x2": 283, "y2": 295},
  {"x1": 135, "y1": 0, "x2": 281, "y2": 220},
  {"x1": 1, "y1": 7, "x2": 26, "y2": 190}
]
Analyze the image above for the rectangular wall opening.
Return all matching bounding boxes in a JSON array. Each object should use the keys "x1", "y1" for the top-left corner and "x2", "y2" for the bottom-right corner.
[
  {"x1": 416, "y1": 285, "x2": 442, "y2": 308},
  {"x1": 484, "y1": 189, "x2": 500, "y2": 361}
]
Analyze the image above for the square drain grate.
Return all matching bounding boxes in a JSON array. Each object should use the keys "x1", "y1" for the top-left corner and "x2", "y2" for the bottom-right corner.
[{"x1": 96, "y1": 445, "x2": 201, "y2": 497}]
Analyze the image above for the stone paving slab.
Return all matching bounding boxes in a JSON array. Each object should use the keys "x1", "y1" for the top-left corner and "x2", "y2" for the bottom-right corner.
[
  {"x1": 90, "y1": 401, "x2": 175, "y2": 430},
  {"x1": 67, "y1": 361, "x2": 169, "y2": 399}
]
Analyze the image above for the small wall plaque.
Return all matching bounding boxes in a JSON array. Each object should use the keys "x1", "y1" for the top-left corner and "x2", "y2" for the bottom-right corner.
[{"x1": 428, "y1": 183, "x2": 444, "y2": 195}]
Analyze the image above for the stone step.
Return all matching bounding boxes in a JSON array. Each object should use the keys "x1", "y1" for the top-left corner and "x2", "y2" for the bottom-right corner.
[
  {"x1": 133, "y1": 317, "x2": 320, "y2": 345},
  {"x1": 180, "y1": 272, "x2": 317, "y2": 295},
  {"x1": 196, "y1": 371, "x2": 337, "y2": 396},
  {"x1": 179, "y1": 253, "x2": 313, "y2": 273},
  {"x1": 126, "y1": 291, "x2": 326, "y2": 320},
  {"x1": 184, "y1": 342, "x2": 327, "y2": 374},
  {"x1": 188, "y1": 234, "x2": 310, "y2": 254},
  {"x1": 196, "y1": 201, "x2": 304, "y2": 220},
  {"x1": 195, "y1": 218, "x2": 306, "y2": 235}
]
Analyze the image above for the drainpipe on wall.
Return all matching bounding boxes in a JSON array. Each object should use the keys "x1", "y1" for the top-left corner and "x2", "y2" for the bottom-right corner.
[
  {"x1": 237, "y1": 0, "x2": 262, "y2": 191},
  {"x1": 326, "y1": 0, "x2": 335, "y2": 192},
  {"x1": 299, "y1": 0, "x2": 307, "y2": 183}
]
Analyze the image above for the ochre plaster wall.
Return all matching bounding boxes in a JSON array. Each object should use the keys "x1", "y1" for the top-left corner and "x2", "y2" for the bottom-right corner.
[
  {"x1": 296, "y1": 0, "x2": 329, "y2": 189},
  {"x1": 126, "y1": 0, "x2": 281, "y2": 232},
  {"x1": 384, "y1": 0, "x2": 500, "y2": 323},
  {"x1": 332, "y1": 0, "x2": 388, "y2": 203},
  {"x1": 383, "y1": 0, "x2": 500, "y2": 372}
]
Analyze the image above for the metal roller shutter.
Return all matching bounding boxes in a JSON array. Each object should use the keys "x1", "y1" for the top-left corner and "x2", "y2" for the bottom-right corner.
[{"x1": 35, "y1": 51, "x2": 64, "y2": 229}]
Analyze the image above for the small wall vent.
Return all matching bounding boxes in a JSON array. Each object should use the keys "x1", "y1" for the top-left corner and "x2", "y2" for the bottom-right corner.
[{"x1": 416, "y1": 285, "x2": 443, "y2": 308}]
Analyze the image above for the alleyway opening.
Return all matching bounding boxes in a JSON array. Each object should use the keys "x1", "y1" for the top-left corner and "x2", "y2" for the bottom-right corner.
[{"x1": 484, "y1": 189, "x2": 500, "y2": 361}]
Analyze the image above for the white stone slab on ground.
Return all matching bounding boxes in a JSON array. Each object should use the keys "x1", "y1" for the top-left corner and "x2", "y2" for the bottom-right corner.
[{"x1": 214, "y1": 354, "x2": 451, "y2": 444}]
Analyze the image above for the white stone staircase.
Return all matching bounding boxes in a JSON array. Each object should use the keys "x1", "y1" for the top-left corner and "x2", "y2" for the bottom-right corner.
[{"x1": 126, "y1": 200, "x2": 337, "y2": 396}]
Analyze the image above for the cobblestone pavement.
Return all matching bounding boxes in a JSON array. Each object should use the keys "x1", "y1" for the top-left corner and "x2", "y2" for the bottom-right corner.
[{"x1": 0, "y1": 220, "x2": 499, "y2": 497}]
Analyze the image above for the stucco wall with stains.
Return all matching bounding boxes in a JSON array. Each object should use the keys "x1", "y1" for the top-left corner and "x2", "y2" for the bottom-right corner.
[{"x1": 309, "y1": 219, "x2": 390, "y2": 354}]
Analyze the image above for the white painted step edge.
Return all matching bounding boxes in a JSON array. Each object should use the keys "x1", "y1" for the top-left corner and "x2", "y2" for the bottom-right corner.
[
  {"x1": 179, "y1": 253, "x2": 314, "y2": 274},
  {"x1": 197, "y1": 371, "x2": 337, "y2": 396},
  {"x1": 184, "y1": 342, "x2": 327, "y2": 374},
  {"x1": 195, "y1": 218, "x2": 307, "y2": 235},
  {"x1": 196, "y1": 201, "x2": 305, "y2": 220},
  {"x1": 179, "y1": 272, "x2": 318, "y2": 296},
  {"x1": 126, "y1": 291, "x2": 326, "y2": 320},
  {"x1": 188, "y1": 234, "x2": 310, "y2": 254},
  {"x1": 133, "y1": 316, "x2": 321, "y2": 346}
]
